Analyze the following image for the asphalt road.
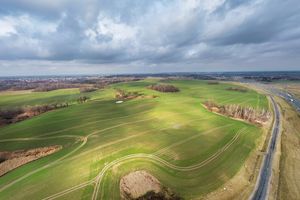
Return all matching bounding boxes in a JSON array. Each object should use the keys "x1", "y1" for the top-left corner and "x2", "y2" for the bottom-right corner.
[
  {"x1": 272, "y1": 89, "x2": 300, "y2": 113},
  {"x1": 250, "y1": 96, "x2": 281, "y2": 200}
]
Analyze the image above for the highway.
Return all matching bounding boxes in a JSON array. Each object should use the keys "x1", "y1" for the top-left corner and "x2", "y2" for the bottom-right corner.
[
  {"x1": 250, "y1": 96, "x2": 281, "y2": 200},
  {"x1": 272, "y1": 90, "x2": 300, "y2": 113}
]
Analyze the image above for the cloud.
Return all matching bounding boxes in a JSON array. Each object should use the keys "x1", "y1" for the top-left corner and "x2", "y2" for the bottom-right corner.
[
  {"x1": 0, "y1": 17, "x2": 17, "y2": 37},
  {"x1": 0, "y1": 0, "x2": 299, "y2": 75}
]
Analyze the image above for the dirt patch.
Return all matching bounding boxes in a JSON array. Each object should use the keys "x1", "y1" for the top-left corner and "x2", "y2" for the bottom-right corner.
[
  {"x1": 0, "y1": 145, "x2": 61, "y2": 176},
  {"x1": 120, "y1": 170, "x2": 181, "y2": 200},
  {"x1": 120, "y1": 170, "x2": 161, "y2": 199}
]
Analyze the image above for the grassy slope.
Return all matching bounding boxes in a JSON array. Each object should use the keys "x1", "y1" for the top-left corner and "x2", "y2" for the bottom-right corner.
[
  {"x1": 273, "y1": 81, "x2": 300, "y2": 99},
  {"x1": 0, "y1": 79, "x2": 268, "y2": 199},
  {"x1": 0, "y1": 88, "x2": 114, "y2": 109},
  {"x1": 276, "y1": 97, "x2": 300, "y2": 200}
]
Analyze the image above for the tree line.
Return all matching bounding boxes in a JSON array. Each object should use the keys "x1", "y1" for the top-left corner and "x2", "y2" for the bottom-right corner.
[
  {"x1": 147, "y1": 84, "x2": 180, "y2": 92},
  {"x1": 226, "y1": 87, "x2": 248, "y2": 93},
  {"x1": 204, "y1": 101, "x2": 270, "y2": 125},
  {"x1": 0, "y1": 103, "x2": 69, "y2": 126},
  {"x1": 115, "y1": 89, "x2": 142, "y2": 100}
]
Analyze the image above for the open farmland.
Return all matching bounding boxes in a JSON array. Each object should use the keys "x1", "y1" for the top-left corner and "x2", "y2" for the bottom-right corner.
[
  {"x1": 0, "y1": 88, "x2": 116, "y2": 109},
  {"x1": 0, "y1": 79, "x2": 269, "y2": 200}
]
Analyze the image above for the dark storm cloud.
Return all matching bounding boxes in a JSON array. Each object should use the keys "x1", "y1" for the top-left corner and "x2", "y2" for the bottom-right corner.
[
  {"x1": 0, "y1": 0, "x2": 299, "y2": 75},
  {"x1": 211, "y1": 0, "x2": 300, "y2": 45}
]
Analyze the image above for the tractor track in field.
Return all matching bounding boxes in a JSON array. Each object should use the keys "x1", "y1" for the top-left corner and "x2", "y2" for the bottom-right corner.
[
  {"x1": 1, "y1": 96, "x2": 251, "y2": 199},
  {"x1": 0, "y1": 117, "x2": 156, "y2": 193},
  {"x1": 92, "y1": 127, "x2": 246, "y2": 200},
  {"x1": 41, "y1": 124, "x2": 244, "y2": 200},
  {"x1": 0, "y1": 102, "x2": 156, "y2": 136},
  {"x1": 0, "y1": 110, "x2": 206, "y2": 194},
  {"x1": 40, "y1": 116, "x2": 215, "y2": 199},
  {"x1": 0, "y1": 81, "x2": 270, "y2": 200},
  {"x1": 0, "y1": 136, "x2": 88, "y2": 193},
  {"x1": 155, "y1": 124, "x2": 235, "y2": 156},
  {"x1": 42, "y1": 180, "x2": 95, "y2": 200},
  {"x1": 0, "y1": 135, "x2": 82, "y2": 142},
  {"x1": 52, "y1": 111, "x2": 211, "y2": 163},
  {"x1": 34, "y1": 110, "x2": 154, "y2": 138}
]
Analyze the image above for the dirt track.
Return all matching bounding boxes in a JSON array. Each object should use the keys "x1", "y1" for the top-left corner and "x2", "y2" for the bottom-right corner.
[
  {"x1": 91, "y1": 127, "x2": 245, "y2": 200},
  {"x1": 41, "y1": 126, "x2": 245, "y2": 200}
]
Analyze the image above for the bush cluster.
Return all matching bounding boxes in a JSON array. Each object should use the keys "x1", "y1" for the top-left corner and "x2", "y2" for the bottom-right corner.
[
  {"x1": 204, "y1": 101, "x2": 270, "y2": 124},
  {"x1": 226, "y1": 87, "x2": 248, "y2": 93},
  {"x1": 0, "y1": 103, "x2": 69, "y2": 126},
  {"x1": 79, "y1": 87, "x2": 97, "y2": 93},
  {"x1": 115, "y1": 89, "x2": 141, "y2": 100},
  {"x1": 147, "y1": 84, "x2": 179, "y2": 92}
]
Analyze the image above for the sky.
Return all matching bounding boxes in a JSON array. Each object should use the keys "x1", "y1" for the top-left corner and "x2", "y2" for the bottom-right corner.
[{"x1": 0, "y1": 0, "x2": 300, "y2": 76}]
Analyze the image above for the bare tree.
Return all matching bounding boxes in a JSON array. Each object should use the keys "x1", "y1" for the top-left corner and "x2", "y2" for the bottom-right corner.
[{"x1": 204, "y1": 101, "x2": 270, "y2": 124}]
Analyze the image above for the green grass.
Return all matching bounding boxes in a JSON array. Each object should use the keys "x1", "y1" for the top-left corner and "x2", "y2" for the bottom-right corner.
[
  {"x1": 0, "y1": 88, "x2": 114, "y2": 109},
  {"x1": 0, "y1": 79, "x2": 269, "y2": 199}
]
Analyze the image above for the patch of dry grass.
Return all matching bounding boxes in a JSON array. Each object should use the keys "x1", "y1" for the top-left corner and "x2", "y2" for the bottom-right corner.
[
  {"x1": 0, "y1": 146, "x2": 61, "y2": 176},
  {"x1": 276, "y1": 97, "x2": 300, "y2": 200}
]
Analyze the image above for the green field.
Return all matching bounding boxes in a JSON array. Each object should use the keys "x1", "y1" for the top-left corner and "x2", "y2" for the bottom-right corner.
[
  {"x1": 0, "y1": 88, "x2": 115, "y2": 109},
  {"x1": 0, "y1": 79, "x2": 269, "y2": 199}
]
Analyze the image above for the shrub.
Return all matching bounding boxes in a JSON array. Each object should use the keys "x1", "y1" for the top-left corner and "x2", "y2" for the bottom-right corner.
[
  {"x1": 77, "y1": 96, "x2": 90, "y2": 103},
  {"x1": 207, "y1": 81, "x2": 219, "y2": 85},
  {"x1": 33, "y1": 83, "x2": 77, "y2": 92},
  {"x1": 0, "y1": 103, "x2": 69, "y2": 126},
  {"x1": 79, "y1": 87, "x2": 97, "y2": 93},
  {"x1": 115, "y1": 89, "x2": 142, "y2": 100},
  {"x1": 226, "y1": 87, "x2": 248, "y2": 93}
]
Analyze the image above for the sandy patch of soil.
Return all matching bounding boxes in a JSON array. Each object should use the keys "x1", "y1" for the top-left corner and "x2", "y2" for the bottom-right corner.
[
  {"x1": 0, "y1": 145, "x2": 61, "y2": 176},
  {"x1": 120, "y1": 170, "x2": 181, "y2": 200},
  {"x1": 172, "y1": 123, "x2": 182, "y2": 129},
  {"x1": 120, "y1": 170, "x2": 161, "y2": 199}
]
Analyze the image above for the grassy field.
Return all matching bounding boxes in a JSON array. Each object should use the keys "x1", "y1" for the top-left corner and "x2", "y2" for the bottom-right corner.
[
  {"x1": 0, "y1": 79, "x2": 269, "y2": 199},
  {"x1": 0, "y1": 88, "x2": 114, "y2": 109}
]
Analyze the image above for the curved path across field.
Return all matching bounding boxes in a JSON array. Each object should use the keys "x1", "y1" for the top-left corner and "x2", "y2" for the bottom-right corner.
[
  {"x1": 42, "y1": 127, "x2": 245, "y2": 200},
  {"x1": 0, "y1": 80, "x2": 268, "y2": 200}
]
